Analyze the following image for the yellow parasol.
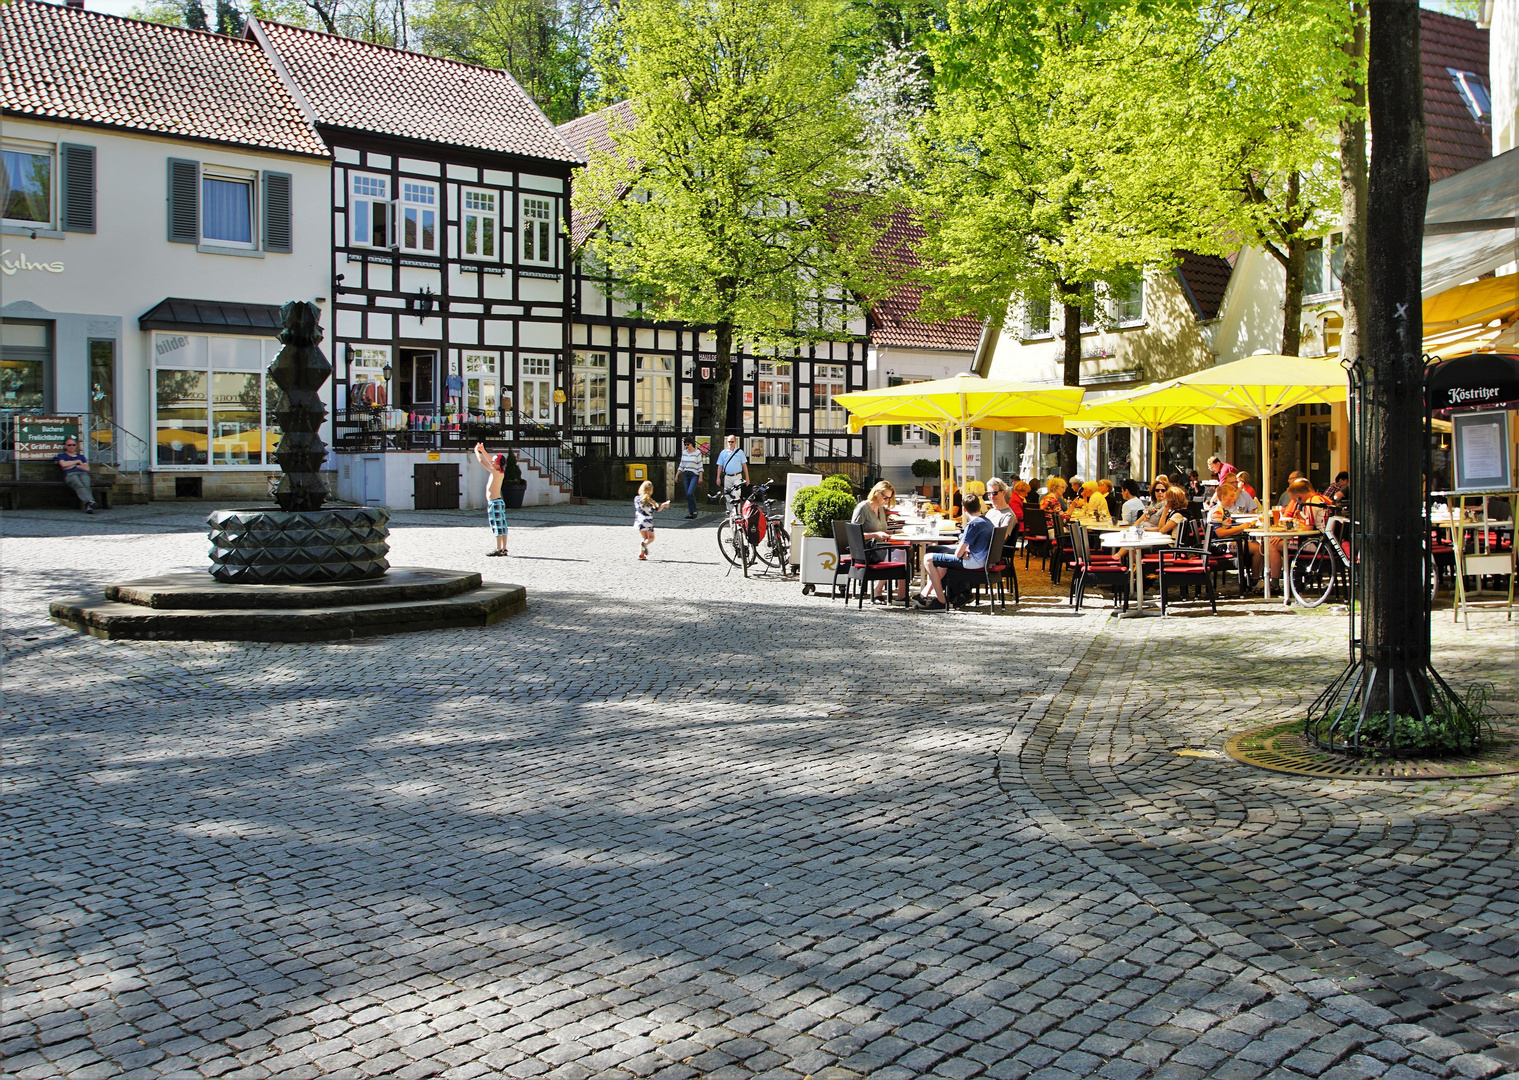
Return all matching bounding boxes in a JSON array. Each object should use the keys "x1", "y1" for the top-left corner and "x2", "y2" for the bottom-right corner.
[
  {"x1": 1118, "y1": 355, "x2": 1349, "y2": 503},
  {"x1": 838, "y1": 376, "x2": 1085, "y2": 501},
  {"x1": 1073, "y1": 387, "x2": 1254, "y2": 480}
]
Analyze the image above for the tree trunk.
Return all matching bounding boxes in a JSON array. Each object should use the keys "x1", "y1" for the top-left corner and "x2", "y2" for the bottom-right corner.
[
  {"x1": 1339, "y1": 3, "x2": 1369, "y2": 363},
  {"x1": 1058, "y1": 279, "x2": 1082, "y2": 480},
  {"x1": 1363, "y1": 0, "x2": 1430, "y2": 685},
  {"x1": 709, "y1": 320, "x2": 735, "y2": 489},
  {"x1": 1270, "y1": 231, "x2": 1308, "y2": 504}
]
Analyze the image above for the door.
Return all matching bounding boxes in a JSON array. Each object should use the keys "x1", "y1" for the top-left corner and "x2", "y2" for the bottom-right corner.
[
  {"x1": 361, "y1": 455, "x2": 383, "y2": 506},
  {"x1": 398, "y1": 349, "x2": 437, "y2": 412},
  {"x1": 88, "y1": 339, "x2": 116, "y2": 464},
  {"x1": 412, "y1": 463, "x2": 460, "y2": 510},
  {"x1": 520, "y1": 356, "x2": 555, "y2": 430},
  {"x1": 1298, "y1": 404, "x2": 1331, "y2": 490}
]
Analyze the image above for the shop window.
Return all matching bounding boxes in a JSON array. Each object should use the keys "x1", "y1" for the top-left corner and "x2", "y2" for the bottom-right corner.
[
  {"x1": 635, "y1": 354, "x2": 673, "y2": 426},
  {"x1": 1, "y1": 321, "x2": 51, "y2": 413},
  {"x1": 815, "y1": 363, "x2": 847, "y2": 431},
  {"x1": 350, "y1": 173, "x2": 390, "y2": 248},
  {"x1": 462, "y1": 189, "x2": 498, "y2": 260},
  {"x1": 463, "y1": 352, "x2": 499, "y2": 417},
  {"x1": 521, "y1": 195, "x2": 554, "y2": 266},
  {"x1": 348, "y1": 346, "x2": 390, "y2": 410},
  {"x1": 152, "y1": 332, "x2": 281, "y2": 467},
  {"x1": 2, "y1": 141, "x2": 53, "y2": 227},
  {"x1": 573, "y1": 351, "x2": 609, "y2": 428},
  {"x1": 400, "y1": 181, "x2": 438, "y2": 254},
  {"x1": 756, "y1": 360, "x2": 792, "y2": 429},
  {"x1": 89, "y1": 339, "x2": 116, "y2": 462},
  {"x1": 521, "y1": 355, "x2": 555, "y2": 424}
]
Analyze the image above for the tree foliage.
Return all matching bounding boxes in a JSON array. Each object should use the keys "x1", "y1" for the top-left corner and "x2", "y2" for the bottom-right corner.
[{"x1": 581, "y1": 0, "x2": 874, "y2": 451}]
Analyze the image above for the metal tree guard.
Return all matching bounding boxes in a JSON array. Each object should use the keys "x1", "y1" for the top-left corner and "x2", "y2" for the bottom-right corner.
[{"x1": 1304, "y1": 354, "x2": 1483, "y2": 756}]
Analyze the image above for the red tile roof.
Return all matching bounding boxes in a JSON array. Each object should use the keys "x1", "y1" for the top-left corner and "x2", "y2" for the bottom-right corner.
[
  {"x1": 1421, "y1": 9, "x2": 1490, "y2": 181},
  {"x1": 255, "y1": 20, "x2": 581, "y2": 164},
  {"x1": 1173, "y1": 250, "x2": 1233, "y2": 320},
  {"x1": 557, "y1": 101, "x2": 637, "y2": 248},
  {"x1": 0, "y1": 0, "x2": 325, "y2": 157},
  {"x1": 867, "y1": 207, "x2": 984, "y2": 352}
]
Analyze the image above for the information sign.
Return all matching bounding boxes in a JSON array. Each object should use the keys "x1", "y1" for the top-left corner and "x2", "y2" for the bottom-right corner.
[{"x1": 14, "y1": 415, "x2": 81, "y2": 461}]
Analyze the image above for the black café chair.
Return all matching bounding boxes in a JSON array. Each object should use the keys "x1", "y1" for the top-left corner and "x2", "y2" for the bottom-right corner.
[
  {"x1": 844, "y1": 523, "x2": 909, "y2": 609},
  {"x1": 1022, "y1": 505, "x2": 1050, "y2": 570},
  {"x1": 831, "y1": 520, "x2": 854, "y2": 600},
  {"x1": 968, "y1": 524, "x2": 1017, "y2": 612},
  {"x1": 1158, "y1": 520, "x2": 1219, "y2": 614}
]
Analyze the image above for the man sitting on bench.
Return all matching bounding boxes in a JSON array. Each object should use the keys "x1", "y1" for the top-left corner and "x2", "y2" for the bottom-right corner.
[{"x1": 56, "y1": 436, "x2": 97, "y2": 514}]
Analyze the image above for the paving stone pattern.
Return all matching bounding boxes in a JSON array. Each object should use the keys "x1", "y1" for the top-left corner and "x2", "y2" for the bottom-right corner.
[{"x1": 3, "y1": 503, "x2": 1518, "y2": 1080}]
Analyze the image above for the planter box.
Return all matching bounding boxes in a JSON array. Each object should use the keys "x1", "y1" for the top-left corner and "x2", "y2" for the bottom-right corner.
[{"x1": 798, "y1": 534, "x2": 842, "y2": 594}]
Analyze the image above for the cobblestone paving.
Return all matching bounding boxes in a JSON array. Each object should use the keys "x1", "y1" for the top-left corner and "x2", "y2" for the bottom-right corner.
[{"x1": 3, "y1": 503, "x2": 1518, "y2": 1080}]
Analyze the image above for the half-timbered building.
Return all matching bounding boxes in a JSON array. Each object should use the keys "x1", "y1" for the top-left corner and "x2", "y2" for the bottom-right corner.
[
  {"x1": 248, "y1": 20, "x2": 583, "y2": 508},
  {"x1": 556, "y1": 104, "x2": 869, "y2": 495}
]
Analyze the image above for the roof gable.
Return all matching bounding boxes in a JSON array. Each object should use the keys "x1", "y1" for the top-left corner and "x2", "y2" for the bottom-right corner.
[
  {"x1": 1173, "y1": 250, "x2": 1233, "y2": 321},
  {"x1": 256, "y1": 21, "x2": 581, "y2": 164},
  {"x1": 0, "y1": 0, "x2": 325, "y2": 157},
  {"x1": 867, "y1": 207, "x2": 983, "y2": 352},
  {"x1": 558, "y1": 101, "x2": 637, "y2": 249}
]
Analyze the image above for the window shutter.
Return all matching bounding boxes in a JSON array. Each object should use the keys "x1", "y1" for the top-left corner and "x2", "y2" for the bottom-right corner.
[
  {"x1": 262, "y1": 171, "x2": 292, "y2": 252},
  {"x1": 60, "y1": 144, "x2": 96, "y2": 234},
  {"x1": 167, "y1": 158, "x2": 199, "y2": 244},
  {"x1": 886, "y1": 376, "x2": 903, "y2": 445}
]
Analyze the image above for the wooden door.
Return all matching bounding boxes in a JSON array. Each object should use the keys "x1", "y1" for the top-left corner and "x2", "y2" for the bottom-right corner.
[{"x1": 412, "y1": 463, "x2": 460, "y2": 510}]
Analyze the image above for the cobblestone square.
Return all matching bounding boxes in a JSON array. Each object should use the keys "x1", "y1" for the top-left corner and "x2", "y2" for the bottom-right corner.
[{"x1": 3, "y1": 503, "x2": 1518, "y2": 1079}]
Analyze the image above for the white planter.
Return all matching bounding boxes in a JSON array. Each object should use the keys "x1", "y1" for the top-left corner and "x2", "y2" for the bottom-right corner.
[{"x1": 798, "y1": 534, "x2": 842, "y2": 594}]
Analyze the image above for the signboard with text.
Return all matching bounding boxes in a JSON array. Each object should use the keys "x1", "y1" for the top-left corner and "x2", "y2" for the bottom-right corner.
[{"x1": 13, "y1": 415, "x2": 81, "y2": 461}]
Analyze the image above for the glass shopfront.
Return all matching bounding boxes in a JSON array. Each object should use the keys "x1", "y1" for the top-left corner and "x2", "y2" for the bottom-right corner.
[{"x1": 152, "y1": 332, "x2": 281, "y2": 467}]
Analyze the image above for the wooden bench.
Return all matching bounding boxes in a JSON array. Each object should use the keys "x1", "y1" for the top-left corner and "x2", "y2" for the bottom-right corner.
[{"x1": 0, "y1": 478, "x2": 115, "y2": 510}]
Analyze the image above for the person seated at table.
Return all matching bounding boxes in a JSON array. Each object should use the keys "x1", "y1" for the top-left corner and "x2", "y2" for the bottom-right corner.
[
  {"x1": 1277, "y1": 470, "x2": 1305, "y2": 507},
  {"x1": 984, "y1": 478, "x2": 1016, "y2": 530},
  {"x1": 1325, "y1": 470, "x2": 1350, "y2": 507},
  {"x1": 852, "y1": 481, "x2": 908, "y2": 603},
  {"x1": 1263, "y1": 478, "x2": 1334, "y2": 587},
  {"x1": 1236, "y1": 470, "x2": 1258, "y2": 500},
  {"x1": 1040, "y1": 477, "x2": 1067, "y2": 514},
  {"x1": 917, "y1": 493, "x2": 994, "y2": 610},
  {"x1": 1067, "y1": 475, "x2": 1084, "y2": 498},
  {"x1": 1184, "y1": 470, "x2": 1206, "y2": 498},
  {"x1": 1149, "y1": 475, "x2": 1170, "y2": 503},
  {"x1": 1124, "y1": 486, "x2": 1188, "y2": 567},
  {"x1": 1099, "y1": 478, "x2": 1122, "y2": 520},
  {"x1": 1208, "y1": 480, "x2": 1263, "y2": 582},
  {"x1": 1010, "y1": 480, "x2": 1030, "y2": 528},
  {"x1": 1119, "y1": 479, "x2": 1146, "y2": 524},
  {"x1": 1070, "y1": 481, "x2": 1110, "y2": 523}
]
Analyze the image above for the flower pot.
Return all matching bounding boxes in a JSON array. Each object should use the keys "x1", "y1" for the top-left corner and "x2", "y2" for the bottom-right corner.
[{"x1": 502, "y1": 481, "x2": 528, "y2": 509}]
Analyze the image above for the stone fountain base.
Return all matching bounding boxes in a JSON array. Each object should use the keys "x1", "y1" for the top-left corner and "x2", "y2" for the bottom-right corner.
[
  {"x1": 50, "y1": 568, "x2": 525, "y2": 642},
  {"x1": 208, "y1": 505, "x2": 390, "y2": 583}
]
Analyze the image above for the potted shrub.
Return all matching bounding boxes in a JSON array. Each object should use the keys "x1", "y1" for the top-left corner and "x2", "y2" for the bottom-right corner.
[
  {"x1": 500, "y1": 451, "x2": 528, "y2": 509},
  {"x1": 911, "y1": 458, "x2": 939, "y2": 497},
  {"x1": 795, "y1": 483, "x2": 859, "y2": 595}
]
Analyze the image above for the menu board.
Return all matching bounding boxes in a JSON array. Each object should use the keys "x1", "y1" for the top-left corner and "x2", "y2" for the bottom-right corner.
[
  {"x1": 1452, "y1": 409, "x2": 1512, "y2": 492},
  {"x1": 13, "y1": 415, "x2": 82, "y2": 461}
]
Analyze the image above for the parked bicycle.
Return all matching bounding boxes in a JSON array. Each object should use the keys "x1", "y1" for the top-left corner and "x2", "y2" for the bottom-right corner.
[{"x1": 712, "y1": 480, "x2": 790, "y2": 575}]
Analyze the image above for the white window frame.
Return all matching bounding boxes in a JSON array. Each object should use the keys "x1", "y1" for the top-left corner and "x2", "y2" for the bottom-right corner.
[
  {"x1": 814, "y1": 363, "x2": 847, "y2": 432},
  {"x1": 520, "y1": 355, "x2": 555, "y2": 425},
  {"x1": 350, "y1": 173, "x2": 391, "y2": 249},
  {"x1": 1, "y1": 138, "x2": 55, "y2": 229},
  {"x1": 520, "y1": 194, "x2": 555, "y2": 267},
  {"x1": 573, "y1": 351, "x2": 609, "y2": 428},
  {"x1": 756, "y1": 359, "x2": 793, "y2": 430},
  {"x1": 150, "y1": 332, "x2": 279, "y2": 470},
  {"x1": 634, "y1": 354, "x2": 673, "y2": 427},
  {"x1": 461, "y1": 187, "x2": 499, "y2": 261},
  {"x1": 1303, "y1": 232, "x2": 1344, "y2": 300},
  {"x1": 399, "y1": 180, "x2": 439, "y2": 255},
  {"x1": 1024, "y1": 296, "x2": 1052, "y2": 339},
  {"x1": 1114, "y1": 278, "x2": 1144, "y2": 326},
  {"x1": 200, "y1": 165, "x2": 258, "y2": 250},
  {"x1": 1448, "y1": 68, "x2": 1491, "y2": 123},
  {"x1": 463, "y1": 352, "x2": 499, "y2": 416}
]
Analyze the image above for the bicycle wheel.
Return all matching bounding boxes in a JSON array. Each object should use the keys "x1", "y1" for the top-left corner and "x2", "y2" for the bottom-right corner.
[
  {"x1": 763, "y1": 524, "x2": 791, "y2": 571},
  {"x1": 1289, "y1": 539, "x2": 1336, "y2": 607},
  {"x1": 716, "y1": 520, "x2": 745, "y2": 568}
]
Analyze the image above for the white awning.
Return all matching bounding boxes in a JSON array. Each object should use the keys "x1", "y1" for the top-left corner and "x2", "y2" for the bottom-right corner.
[{"x1": 1423, "y1": 148, "x2": 1519, "y2": 298}]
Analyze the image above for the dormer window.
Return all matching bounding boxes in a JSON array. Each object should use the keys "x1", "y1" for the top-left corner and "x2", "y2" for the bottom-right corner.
[{"x1": 1447, "y1": 68, "x2": 1491, "y2": 124}]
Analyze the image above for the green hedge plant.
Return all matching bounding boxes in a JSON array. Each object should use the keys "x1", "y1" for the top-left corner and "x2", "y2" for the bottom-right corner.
[{"x1": 801, "y1": 488, "x2": 858, "y2": 538}]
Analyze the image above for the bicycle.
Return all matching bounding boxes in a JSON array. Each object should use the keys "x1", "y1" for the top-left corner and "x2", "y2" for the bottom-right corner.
[{"x1": 712, "y1": 480, "x2": 790, "y2": 575}]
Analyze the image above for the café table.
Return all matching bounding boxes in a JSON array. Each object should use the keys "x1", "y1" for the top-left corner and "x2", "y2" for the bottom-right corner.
[
  {"x1": 1245, "y1": 526, "x2": 1323, "y2": 604},
  {"x1": 888, "y1": 528, "x2": 961, "y2": 585},
  {"x1": 1099, "y1": 529, "x2": 1175, "y2": 619}
]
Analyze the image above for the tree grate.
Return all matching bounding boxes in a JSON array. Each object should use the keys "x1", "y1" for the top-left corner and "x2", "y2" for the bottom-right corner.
[{"x1": 1226, "y1": 720, "x2": 1519, "y2": 780}]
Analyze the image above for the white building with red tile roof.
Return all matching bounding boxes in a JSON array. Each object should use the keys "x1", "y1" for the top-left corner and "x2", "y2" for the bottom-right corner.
[{"x1": 1, "y1": 0, "x2": 330, "y2": 503}]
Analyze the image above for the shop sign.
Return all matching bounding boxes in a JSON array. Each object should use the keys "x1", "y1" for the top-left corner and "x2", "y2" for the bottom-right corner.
[
  {"x1": 1, "y1": 249, "x2": 65, "y2": 276},
  {"x1": 14, "y1": 414, "x2": 81, "y2": 460}
]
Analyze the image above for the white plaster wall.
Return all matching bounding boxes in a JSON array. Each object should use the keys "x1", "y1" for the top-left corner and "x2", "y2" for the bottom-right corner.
[
  {"x1": 1487, "y1": 0, "x2": 1518, "y2": 155},
  {"x1": 1211, "y1": 248, "x2": 1292, "y2": 364},
  {"x1": 866, "y1": 344, "x2": 978, "y2": 480},
  {"x1": 0, "y1": 119, "x2": 329, "y2": 475}
]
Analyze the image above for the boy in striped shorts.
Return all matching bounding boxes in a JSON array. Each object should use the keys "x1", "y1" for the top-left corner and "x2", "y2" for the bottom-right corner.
[{"x1": 473, "y1": 442, "x2": 510, "y2": 557}]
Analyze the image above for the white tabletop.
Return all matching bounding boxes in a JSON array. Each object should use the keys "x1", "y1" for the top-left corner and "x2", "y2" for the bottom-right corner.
[{"x1": 1100, "y1": 532, "x2": 1175, "y2": 549}]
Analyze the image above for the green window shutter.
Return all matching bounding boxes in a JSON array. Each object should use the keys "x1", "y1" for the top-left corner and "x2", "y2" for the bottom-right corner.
[
  {"x1": 167, "y1": 158, "x2": 199, "y2": 244},
  {"x1": 886, "y1": 375, "x2": 903, "y2": 445},
  {"x1": 60, "y1": 144, "x2": 96, "y2": 234},
  {"x1": 262, "y1": 171, "x2": 292, "y2": 253}
]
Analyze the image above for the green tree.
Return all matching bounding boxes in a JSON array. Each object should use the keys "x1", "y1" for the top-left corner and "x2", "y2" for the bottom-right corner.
[
  {"x1": 415, "y1": 0, "x2": 604, "y2": 123},
  {"x1": 580, "y1": 0, "x2": 873, "y2": 472}
]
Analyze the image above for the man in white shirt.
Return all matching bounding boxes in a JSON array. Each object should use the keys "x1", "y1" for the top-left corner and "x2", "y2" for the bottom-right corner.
[
  {"x1": 677, "y1": 437, "x2": 704, "y2": 518},
  {"x1": 715, "y1": 435, "x2": 749, "y2": 490},
  {"x1": 1119, "y1": 479, "x2": 1146, "y2": 525}
]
